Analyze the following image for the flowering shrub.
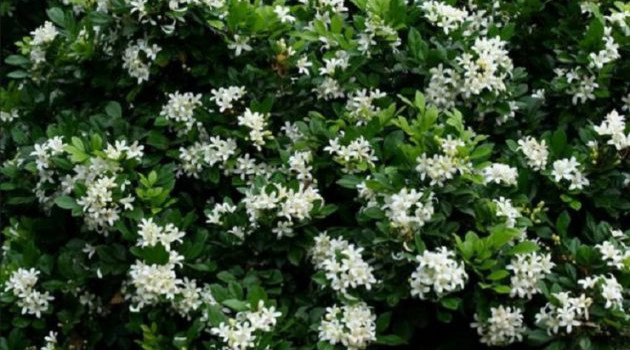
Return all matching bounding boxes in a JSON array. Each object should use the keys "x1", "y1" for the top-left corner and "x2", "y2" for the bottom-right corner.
[{"x1": 1, "y1": 0, "x2": 629, "y2": 349}]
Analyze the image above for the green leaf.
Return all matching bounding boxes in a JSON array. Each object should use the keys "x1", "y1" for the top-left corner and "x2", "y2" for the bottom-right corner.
[
  {"x1": 4, "y1": 55, "x2": 30, "y2": 66},
  {"x1": 376, "y1": 335, "x2": 406, "y2": 346},
  {"x1": 46, "y1": 8, "x2": 65, "y2": 27},
  {"x1": 550, "y1": 129, "x2": 567, "y2": 156},
  {"x1": 222, "y1": 299, "x2": 249, "y2": 312},
  {"x1": 440, "y1": 297, "x2": 462, "y2": 310},
  {"x1": 507, "y1": 241, "x2": 539, "y2": 255},
  {"x1": 54, "y1": 196, "x2": 79, "y2": 210},
  {"x1": 105, "y1": 101, "x2": 122, "y2": 119},
  {"x1": 487, "y1": 269, "x2": 510, "y2": 281}
]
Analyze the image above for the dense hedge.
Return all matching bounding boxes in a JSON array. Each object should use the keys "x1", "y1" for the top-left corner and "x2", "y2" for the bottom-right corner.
[{"x1": 1, "y1": 0, "x2": 629, "y2": 349}]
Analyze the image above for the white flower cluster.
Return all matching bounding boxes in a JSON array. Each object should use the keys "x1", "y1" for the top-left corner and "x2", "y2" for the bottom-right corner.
[
  {"x1": 420, "y1": 1, "x2": 470, "y2": 34},
  {"x1": 356, "y1": 15, "x2": 401, "y2": 56},
  {"x1": 205, "y1": 200, "x2": 237, "y2": 225},
  {"x1": 220, "y1": 182, "x2": 322, "y2": 240},
  {"x1": 30, "y1": 136, "x2": 65, "y2": 205},
  {"x1": 458, "y1": 37, "x2": 513, "y2": 97},
  {"x1": 559, "y1": 69, "x2": 598, "y2": 105},
  {"x1": 383, "y1": 188, "x2": 435, "y2": 234},
  {"x1": 579, "y1": 274, "x2": 624, "y2": 310},
  {"x1": 287, "y1": 150, "x2": 313, "y2": 181},
  {"x1": 128, "y1": 257, "x2": 183, "y2": 311},
  {"x1": 595, "y1": 240, "x2": 629, "y2": 270},
  {"x1": 0, "y1": 109, "x2": 19, "y2": 123},
  {"x1": 409, "y1": 247, "x2": 467, "y2": 299},
  {"x1": 237, "y1": 108, "x2": 272, "y2": 150},
  {"x1": 122, "y1": 39, "x2": 161, "y2": 83},
  {"x1": 318, "y1": 302, "x2": 376, "y2": 350},
  {"x1": 425, "y1": 64, "x2": 460, "y2": 109},
  {"x1": 136, "y1": 218, "x2": 186, "y2": 251},
  {"x1": 535, "y1": 292, "x2": 592, "y2": 334},
  {"x1": 76, "y1": 175, "x2": 133, "y2": 233},
  {"x1": 29, "y1": 21, "x2": 58, "y2": 64},
  {"x1": 493, "y1": 197, "x2": 521, "y2": 228},
  {"x1": 324, "y1": 136, "x2": 377, "y2": 173},
  {"x1": 177, "y1": 136, "x2": 238, "y2": 177},
  {"x1": 210, "y1": 301, "x2": 281, "y2": 350},
  {"x1": 594, "y1": 110, "x2": 629, "y2": 151},
  {"x1": 416, "y1": 135, "x2": 471, "y2": 186},
  {"x1": 345, "y1": 89, "x2": 386, "y2": 125},
  {"x1": 506, "y1": 252, "x2": 554, "y2": 299},
  {"x1": 310, "y1": 233, "x2": 377, "y2": 294},
  {"x1": 128, "y1": 218, "x2": 193, "y2": 311},
  {"x1": 210, "y1": 86, "x2": 246, "y2": 112},
  {"x1": 4, "y1": 268, "x2": 54, "y2": 318},
  {"x1": 104, "y1": 139, "x2": 145, "y2": 161},
  {"x1": 313, "y1": 77, "x2": 344, "y2": 100},
  {"x1": 172, "y1": 278, "x2": 203, "y2": 319},
  {"x1": 517, "y1": 136, "x2": 549, "y2": 171},
  {"x1": 482, "y1": 163, "x2": 518, "y2": 186},
  {"x1": 588, "y1": 27, "x2": 620, "y2": 70},
  {"x1": 551, "y1": 156, "x2": 589, "y2": 190},
  {"x1": 160, "y1": 91, "x2": 203, "y2": 132},
  {"x1": 471, "y1": 306, "x2": 526, "y2": 346},
  {"x1": 40, "y1": 331, "x2": 58, "y2": 350}
]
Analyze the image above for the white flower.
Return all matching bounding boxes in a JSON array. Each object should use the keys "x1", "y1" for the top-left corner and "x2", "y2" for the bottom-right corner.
[
  {"x1": 0, "y1": 109, "x2": 19, "y2": 123},
  {"x1": 296, "y1": 56, "x2": 312, "y2": 75},
  {"x1": 160, "y1": 91, "x2": 203, "y2": 132},
  {"x1": 425, "y1": 64, "x2": 460, "y2": 110},
  {"x1": 210, "y1": 86, "x2": 246, "y2": 112},
  {"x1": 4, "y1": 268, "x2": 53, "y2": 318},
  {"x1": 228, "y1": 34, "x2": 252, "y2": 56},
  {"x1": 535, "y1": 292, "x2": 592, "y2": 334},
  {"x1": 122, "y1": 39, "x2": 161, "y2": 83},
  {"x1": 471, "y1": 306, "x2": 526, "y2": 346},
  {"x1": 569, "y1": 74, "x2": 598, "y2": 105},
  {"x1": 237, "y1": 108, "x2": 272, "y2": 150},
  {"x1": 274, "y1": 5, "x2": 295, "y2": 23},
  {"x1": 595, "y1": 240, "x2": 627, "y2": 270},
  {"x1": 383, "y1": 188, "x2": 435, "y2": 233},
  {"x1": 594, "y1": 110, "x2": 629, "y2": 150},
  {"x1": 172, "y1": 278, "x2": 203, "y2": 318},
  {"x1": 319, "y1": 302, "x2": 376, "y2": 350},
  {"x1": 137, "y1": 218, "x2": 185, "y2": 251},
  {"x1": 420, "y1": 1, "x2": 470, "y2": 34},
  {"x1": 493, "y1": 197, "x2": 521, "y2": 228},
  {"x1": 288, "y1": 150, "x2": 313, "y2": 181},
  {"x1": 177, "y1": 137, "x2": 238, "y2": 177},
  {"x1": 41, "y1": 330, "x2": 58, "y2": 350},
  {"x1": 551, "y1": 157, "x2": 589, "y2": 190},
  {"x1": 457, "y1": 37, "x2": 513, "y2": 98},
  {"x1": 310, "y1": 233, "x2": 377, "y2": 294},
  {"x1": 506, "y1": 252, "x2": 554, "y2": 299},
  {"x1": 409, "y1": 247, "x2": 468, "y2": 299},
  {"x1": 588, "y1": 27, "x2": 620, "y2": 70},
  {"x1": 129, "y1": 258, "x2": 183, "y2": 310},
  {"x1": 324, "y1": 136, "x2": 377, "y2": 173},
  {"x1": 312, "y1": 77, "x2": 344, "y2": 100},
  {"x1": 210, "y1": 301, "x2": 281, "y2": 349},
  {"x1": 600, "y1": 274, "x2": 624, "y2": 310},
  {"x1": 104, "y1": 139, "x2": 145, "y2": 161},
  {"x1": 482, "y1": 163, "x2": 518, "y2": 186},
  {"x1": 30, "y1": 21, "x2": 58, "y2": 46},
  {"x1": 517, "y1": 137, "x2": 549, "y2": 171},
  {"x1": 345, "y1": 89, "x2": 386, "y2": 125}
]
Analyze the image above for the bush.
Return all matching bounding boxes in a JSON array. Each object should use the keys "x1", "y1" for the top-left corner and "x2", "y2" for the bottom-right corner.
[{"x1": 1, "y1": 0, "x2": 629, "y2": 349}]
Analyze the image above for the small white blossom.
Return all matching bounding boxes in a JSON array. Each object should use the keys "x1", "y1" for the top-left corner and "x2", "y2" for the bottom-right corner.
[
  {"x1": 471, "y1": 306, "x2": 526, "y2": 346},
  {"x1": 409, "y1": 247, "x2": 468, "y2": 299}
]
